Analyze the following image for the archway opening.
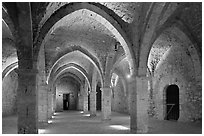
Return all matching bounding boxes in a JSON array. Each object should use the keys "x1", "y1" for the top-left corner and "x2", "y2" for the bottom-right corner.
[
  {"x1": 63, "y1": 93, "x2": 70, "y2": 110},
  {"x1": 165, "y1": 84, "x2": 179, "y2": 121},
  {"x1": 96, "y1": 83, "x2": 102, "y2": 111}
]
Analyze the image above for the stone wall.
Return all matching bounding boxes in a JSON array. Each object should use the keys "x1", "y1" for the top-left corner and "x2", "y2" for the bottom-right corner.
[
  {"x1": 152, "y1": 44, "x2": 202, "y2": 122},
  {"x1": 55, "y1": 77, "x2": 79, "y2": 111},
  {"x1": 2, "y1": 70, "x2": 18, "y2": 116},
  {"x1": 111, "y1": 78, "x2": 129, "y2": 114}
]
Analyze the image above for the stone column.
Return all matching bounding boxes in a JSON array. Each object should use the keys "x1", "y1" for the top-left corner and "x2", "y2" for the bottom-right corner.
[
  {"x1": 129, "y1": 76, "x2": 148, "y2": 133},
  {"x1": 56, "y1": 92, "x2": 63, "y2": 112},
  {"x1": 101, "y1": 87, "x2": 112, "y2": 120},
  {"x1": 47, "y1": 89, "x2": 52, "y2": 119},
  {"x1": 90, "y1": 68, "x2": 97, "y2": 116},
  {"x1": 77, "y1": 85, "x2": 84, "y2": 110},
  {"x1": 90, "y1": 91, "x2": 97, "y2": 116},
  {"x1": 53, "y1": 87, "x2": 57, "y2": 112},
  {"x1": 53, "y1": 88, "x2": 56, "y2": 113},
  {"x1": 38, "y1": 83, "x2": 48, "y2": 123},
  {"x1": 15, "y1": 68, "x2": 38, "y2": 134},
  {"x1": 83, "y1": 84, "x2": 89, "y2": 113}
]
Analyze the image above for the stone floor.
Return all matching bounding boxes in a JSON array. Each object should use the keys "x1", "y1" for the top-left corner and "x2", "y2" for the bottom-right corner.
[{"x1": 2, "y1": 111, "x2": 202, "y2": 134}]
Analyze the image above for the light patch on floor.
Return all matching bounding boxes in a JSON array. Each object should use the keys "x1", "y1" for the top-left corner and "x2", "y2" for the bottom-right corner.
[
  {"x1": 48, "y1": 120, "x2": 53, "y2": 124},
  {"x1": 80, "y1": 111, "x2": 84, "y2": 113},
  {"x1": 52, "y1": 116, "x2": 55, "y2": 119},
  {"x1": 38, "y1": 129, "x2": 46, "y2": 134},
  {"x1": 53, "y1": 112, "x2": 59, "y2": 115},
  {"x1": 109, "y1": 125, "x2": 130, "y2": 130},
  {"x1": 83, "y1": 114, "x2": 90, "y2": 117}
]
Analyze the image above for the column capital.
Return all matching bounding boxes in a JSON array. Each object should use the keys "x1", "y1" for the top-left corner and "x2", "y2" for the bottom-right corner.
[{"x1": 15, "y1": 68, "x2": 38, "y2": 75}]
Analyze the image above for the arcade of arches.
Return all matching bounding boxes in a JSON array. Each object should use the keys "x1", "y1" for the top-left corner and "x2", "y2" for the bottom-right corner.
[{"x1": 2, "y1": 2, "x2": 202, "y2": 134}]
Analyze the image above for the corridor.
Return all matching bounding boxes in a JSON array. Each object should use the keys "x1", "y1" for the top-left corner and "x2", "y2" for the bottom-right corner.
[
  {"x1": 3, "y1": 111, "x2": 202, "y2": 134},
  {"x1": 2, "y1": 2, "x2": 202, "y2": 134}
]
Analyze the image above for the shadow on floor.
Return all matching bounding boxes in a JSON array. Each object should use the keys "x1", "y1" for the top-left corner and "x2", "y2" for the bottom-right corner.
[{"x1": 2, "y1": 111, "x2": 202, "y2": 134}]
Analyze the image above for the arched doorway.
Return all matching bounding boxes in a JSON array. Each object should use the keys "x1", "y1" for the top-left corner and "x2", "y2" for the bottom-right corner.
[{"x1": 165, "y1": 85, "x2": 179, "y2": 121}]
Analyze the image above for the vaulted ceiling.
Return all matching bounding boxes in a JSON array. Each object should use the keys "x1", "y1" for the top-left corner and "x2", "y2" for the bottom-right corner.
[{"x1": 2, "y1": 2, "x2": 202, "y2": 88}]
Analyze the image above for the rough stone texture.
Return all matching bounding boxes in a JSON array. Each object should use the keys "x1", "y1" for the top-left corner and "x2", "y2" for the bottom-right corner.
[
  {"x1": 111, "y1": 78, "x2": 129, "y2": 114},
  {"x1": 152, "y1": 44, "x2": 202, "y2": 122},
  {"x1": 2, "y1": 70, "x2": 18, "y2": 116},
  {"x1": 180, "y1": 3, "x2": 202, "y2": 46},
  {"x1": 101, "y1": 87, "x2": 112, "y2": 120},
  {"x1": 100, "y1": 2, "x2": 138, "y2": 23},
  {"x1": 77, "y1": 85, "x2": 84, "y2": 110},
  {"x1": 37, "y1": 44, "x2": 48, "y2": 122},
  {"x1": 90, "y1": 68, "x2": 97, "y2": 116},
  {"x1": 2, "y1": 2, "x2": 202, "y2": 134}
]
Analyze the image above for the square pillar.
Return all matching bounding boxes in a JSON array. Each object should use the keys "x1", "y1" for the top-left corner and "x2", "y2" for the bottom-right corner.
[
  {"x1": 47, "y1": 89, "x2": 52, "y2": 119},
  {"x1": 77, "y1": 92, "x2": 84, "y2": 110},
  {"x1": 16, "y1": 69, "x2": 38, "y2": 134},
  {"x1": 129, "y1": 76, "x2": 148, "y2": 133},
  {"x1": 52, "y1": 90, "x2": 56, "y2": 113},
  {"x1": 38, "y1": 84, "x2": 48, "y2": 123},
  {"x1": 101, "y1": 87, "x2": 112, "y2": 120},
  {"x1": 56, "y1": 92, "x2": 63, "y2": 112},
  {"x1": 83, "y1": 93, "x2": 89, "y2": 113},
  {"x1": 90, "y1": 91, "x2": 97, "y2": 116}
]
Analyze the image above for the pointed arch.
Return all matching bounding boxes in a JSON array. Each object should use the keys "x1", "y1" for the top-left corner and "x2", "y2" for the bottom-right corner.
[{"x1": 34, "y1": 2, "x2": 135, "y2": 76}]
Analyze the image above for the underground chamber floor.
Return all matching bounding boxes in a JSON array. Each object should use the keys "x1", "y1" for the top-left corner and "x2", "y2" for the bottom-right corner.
[{"x1": 2, "y1": 111, "x2": 202, "y2": 134}]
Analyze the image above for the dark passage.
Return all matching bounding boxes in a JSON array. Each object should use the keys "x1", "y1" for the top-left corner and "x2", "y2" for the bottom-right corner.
[
  {"x1": 96, "y1": 84, "x2": 101, "y2": 111},
  {"x1": 63, "y1": 94, "x2": 69, "y2": 110},
  {"x1": 88, "y1": 89, "x2": 90, "y2": 111},
  {"x1": 166, "y1": 85, "x2": 179, "y2": 121}
]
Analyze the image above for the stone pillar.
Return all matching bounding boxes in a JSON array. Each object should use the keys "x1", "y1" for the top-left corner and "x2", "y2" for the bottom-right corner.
[
  {"x1": 56, "y1": 92, "x2": 63, "y2": 112},
  {"x1": 77, "y1": 85, "x2": 84, "y2": 110},
  {"x1": 90, "y1": 91, "x2": 97, "y2": 116},
  {"x1": 129, "y1": 76, "x2": 148, "y2": 133},
  {"x1": 38, "y1": 84, "x2": 48, "y2": 123},
  {"x1": 15, "y1": 68, "x2": 38, "y2": 134},
  {"x1": 83, "y1": 82, "x2": 89, "y2": 113},
  {"x1": 47, "y1": 89, "x2": 52, "y2": 119},
  {"x1": 90, "y1": 68, "x2": 97, "y2": 116},
  {"x1": 101, "y1": 87, "x2": 112, "y2": 120},
  {"x1": 53, "y1": 88, "x2": 56, "y2": 112}
]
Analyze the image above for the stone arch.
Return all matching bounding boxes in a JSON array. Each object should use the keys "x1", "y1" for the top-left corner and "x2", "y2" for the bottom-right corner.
[
  {"x1": 2, "y1": 6, "x2": 16, "y2": 41},
  {"x1": 165, "y1": 26, "x2": 201, "y2": 84},
  {"x1": 33, "y1": 2, "x2": 135, "y2": 76},
  {"x1": 54, "y1": 72, "x2": 83, "y2": 93},
  {"x1": 111, "y1": 55, "x2": 126, "y2": 75},
  {"x1": 155, "y1": 20, "x2": 202, "y2": 62},
  {"x1": 47, "y1": 46, "x2": 103, "y2": 86},
  {"x1": 155, "y1": 26, "x2": 201, "y2": 83},
  {"x1": 140, "y1": 23, "x2": 201, "y2": 79},
  {"x1": 49, "y1": 63, "x2": 92, "y2": 91},
  {"x1": 2, "y1": 61, "x2": 18, "y2": 80},
  {"x1": 112, "y1": 68, "x2": 128, "y2": 97}
]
